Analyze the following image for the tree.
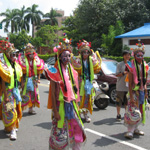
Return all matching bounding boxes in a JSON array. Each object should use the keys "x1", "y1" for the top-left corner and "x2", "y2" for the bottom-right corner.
[
  {"x1": 35, "y1": 25, "x2": 58, "y2": 49},
  {"x1": 10, "y1": 29, "x2": 32, "y2": 50},
  {"x1": 0, "y1": 9, "x2": 19, "y2": 33},
  {"x1": 101, "y1": 20, "x2": 124, "y2": 56},
  {"x1": 43, "y1": 8, "x2": 62, "y2": 26},
  {"x1": 15, "y1": 6, "x2": 29, "y2": 32},
  {"x1": 25, "y1": 4, "x2": 43, "y2": 38}
]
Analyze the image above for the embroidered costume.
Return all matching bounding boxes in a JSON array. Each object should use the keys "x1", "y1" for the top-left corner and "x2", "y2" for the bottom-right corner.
[
  {"x1": 71, "y1": 40, "x2": 101, "y2": 122},
  {"x1": 45, "y1": 38, "x2": 86, "y2": 150},
  {"x1": 0, "y1": 40, "x2": 23, "y2": 140},
  {"x1": 124, "y1": 40, "x2": 149, "y2": 139},
  {"x1": 18, "y1": 43, "x2": 44, "y2": 113}
]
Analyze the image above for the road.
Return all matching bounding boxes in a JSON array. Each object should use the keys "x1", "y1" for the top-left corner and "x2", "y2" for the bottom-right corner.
[{"x1": 0, "y1": 79, "x2": 150, "y2": 150}]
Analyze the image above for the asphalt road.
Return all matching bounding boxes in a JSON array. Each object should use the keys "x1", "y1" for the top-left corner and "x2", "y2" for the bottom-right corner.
[{"x1": 0, "y1": 79, "x2": 150, "y2": 150}]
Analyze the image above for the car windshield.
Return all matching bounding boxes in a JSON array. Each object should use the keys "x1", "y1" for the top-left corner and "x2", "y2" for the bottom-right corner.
[
  {"x1": 101, "y1": 60, "x2": 117, "y2": 75},
  {"x1": 46, "y1": 57, "x2": 55, "y2": 65}
]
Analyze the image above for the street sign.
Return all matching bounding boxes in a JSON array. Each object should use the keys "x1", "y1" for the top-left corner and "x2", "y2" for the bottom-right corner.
[{"x1": 0, "y1": 23, "x2": 2, "y2": 29}]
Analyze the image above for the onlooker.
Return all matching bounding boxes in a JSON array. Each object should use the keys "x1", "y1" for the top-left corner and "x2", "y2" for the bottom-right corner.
[{"x1": 116, "y1": 50, "x2": 131, "y2": 121}]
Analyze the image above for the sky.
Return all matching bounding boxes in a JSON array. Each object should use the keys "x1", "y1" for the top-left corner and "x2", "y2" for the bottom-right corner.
[{"x1": 0, "y1": 0, "x2": 80, "y2": 37}]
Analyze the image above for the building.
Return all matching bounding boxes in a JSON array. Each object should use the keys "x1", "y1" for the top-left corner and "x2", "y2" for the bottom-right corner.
[
  {"x1": 36, "y1": 9, "x2": 69, "y2": 54},
  {"x1": 115, "y1": 23, "x2": 150, "y2": 57}
]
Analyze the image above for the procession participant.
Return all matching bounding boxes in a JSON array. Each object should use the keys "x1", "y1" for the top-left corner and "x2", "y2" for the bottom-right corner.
[
  {"x1": 45, "y1": 38, "x2": 86, "y2": 150},
  {"x1": 71, "y1": 40, "x2": 101, "y2": 123},
  {"x1": 18, "y1": 43, "x2": 44, "y2": 114},
  {"x1": 0, "y1": 40, "x2": 23, "y2": 140},
  {"x1": 124, "y1": 40, "x2": 149, "y2": 139},
  {"x1": 116, "y1": 50, "x2": 131, "y2": 121}
]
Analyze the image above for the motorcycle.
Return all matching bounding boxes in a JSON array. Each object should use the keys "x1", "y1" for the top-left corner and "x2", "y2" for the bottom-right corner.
[{"x1": 93, "y1": 75, "x2": 110, "y2": 109}]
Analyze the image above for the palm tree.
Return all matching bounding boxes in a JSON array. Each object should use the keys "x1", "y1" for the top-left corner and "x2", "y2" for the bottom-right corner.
[
  {"x1": 0, "y1": 9, "x2": 19, "y2": 33},
  {"x1": 15, "y1": 6, "x2": 30, "y2": 32},
  {"x1": 43, "y1": 8, "x2": 62, "y2": 26},
  {"x1": 25, "y1": 4, "x2": 43, "y2": 38}
]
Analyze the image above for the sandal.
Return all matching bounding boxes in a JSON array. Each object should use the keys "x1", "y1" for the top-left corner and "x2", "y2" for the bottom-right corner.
[
  {"x1": 134, "y1": 129, "x2": 144, "y2": 136},
  {"x1": 124, "y1": 132, "x2": 133, "y2": 139}
]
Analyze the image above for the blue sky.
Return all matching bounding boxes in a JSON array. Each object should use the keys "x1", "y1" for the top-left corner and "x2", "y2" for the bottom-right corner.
[{"x1": 0, "y1": 0, "x2": 79, "y2": 37}]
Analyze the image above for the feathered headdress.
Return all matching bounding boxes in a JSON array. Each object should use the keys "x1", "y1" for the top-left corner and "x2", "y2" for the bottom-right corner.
[
  {"x1": 131, "y1": 39, "x2": 145, "y2": 55},
  {"x1": 77, "y1": 40, "x2": 92, "y2": 55},
  {"x1": 23, "y1": 43, "x2": 35, "y2": 55},
  {"x1": 0, "y1": 40, "x2": 16, "y2": 56},
  {"x1": 53, "y1": 37, "x2": 72, "y2": 56}
]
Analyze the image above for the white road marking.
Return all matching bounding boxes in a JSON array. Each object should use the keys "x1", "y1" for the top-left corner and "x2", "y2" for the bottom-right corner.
[
  {"x1": 85, "y1": 128, "x2": 148, "y2": 150},
  {"x1": 39, "y1": 83, "x2": 49, "y2": 87}
]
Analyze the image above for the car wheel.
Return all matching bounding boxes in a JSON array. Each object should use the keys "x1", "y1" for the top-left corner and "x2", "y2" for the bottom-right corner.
[
  {"x1": 109, "y1": 86, "x2": 116, "y2": 104},
  {"x1": 94, "y1": 98, "x2": 109, "y2": 109}
]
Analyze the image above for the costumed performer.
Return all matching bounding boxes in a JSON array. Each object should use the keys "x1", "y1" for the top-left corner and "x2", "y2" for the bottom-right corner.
[
  {"x1": 124, "y1": 40, "x2": 149, "y2": 139},
  {"x1": 18, "y1": 43, "x2": 44, "y2": 114},
  {"x1": 0, "y1": 39, "x2": 23, "y2": 140},
  {"x1": 71, "y1": 40, "x2": 101, "y2": 123},
  {"x1": 44, "y1": 38, "x2": 86, "y2": 150}
]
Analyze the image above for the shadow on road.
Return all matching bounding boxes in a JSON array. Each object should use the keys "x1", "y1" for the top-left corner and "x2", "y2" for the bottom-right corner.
[
  {"x1": 34, "y1": 122, "x2": 52, "y2": 130},
  {"x1": 93, "y1": 118, "x2": 122, "y2": 126},
  {"x1": 0, "y1": 130, "x2": 9, "y2": 139},
  {"x1": 92, "y1": 136, "x2": 117, "y2": 147}
]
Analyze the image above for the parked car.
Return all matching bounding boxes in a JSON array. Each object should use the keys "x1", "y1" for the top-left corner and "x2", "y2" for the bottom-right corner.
[
  {"x1": 96, "y1": 59, "x2": 118, "y2": 103},
  {"x1": 41, "y1": 56, "x2": 56, "y2": 78}
]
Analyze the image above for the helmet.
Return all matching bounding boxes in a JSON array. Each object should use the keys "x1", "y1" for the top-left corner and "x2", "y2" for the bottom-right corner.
[{"x1": 99, "y1": 82, "x2": 109, "y2": 91}]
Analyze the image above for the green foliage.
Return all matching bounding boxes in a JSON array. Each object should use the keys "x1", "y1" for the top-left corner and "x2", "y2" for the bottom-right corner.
[
  {"x1": 36, "y1": 25, "x2": 58, "y2": 48},
  {"x1": 9, "y1": 29, "x2": 31, "y2": 50},
  {"x1": 101, "y1": 20, "x2": 124, "y2": 56},
  {"x1": 38, "y1": 53, "x2": 56, "y2": 61}
]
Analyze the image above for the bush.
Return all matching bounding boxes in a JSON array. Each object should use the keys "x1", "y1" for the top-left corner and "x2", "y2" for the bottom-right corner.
[{"x1": 38, "y1": 53, "x2": 56, "y2": 61}]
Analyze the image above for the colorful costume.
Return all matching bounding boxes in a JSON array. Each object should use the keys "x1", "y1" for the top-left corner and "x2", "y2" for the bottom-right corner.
[
  {"x1": 71, "y1": 40, "x2": 101, "y2": 118},
  {"x1": 45, "y1": 38, "x2": 86, "y2": 150},
  {"x1": 0, "y1": 40, "x2": 22, "y2": 140},
  {"x1": 18, "y1": 43, "x2": 44, "y2": 111},
  {"x1": 124, "y1": 40, "x2": 149, "y2": 139}
]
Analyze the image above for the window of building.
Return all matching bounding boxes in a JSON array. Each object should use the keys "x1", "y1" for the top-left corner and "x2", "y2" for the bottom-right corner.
[{"x1": 129, "y1": 39, "x2": 150, "y2": 45}]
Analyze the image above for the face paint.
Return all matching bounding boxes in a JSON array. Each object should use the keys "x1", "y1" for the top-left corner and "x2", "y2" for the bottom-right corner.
[
  {"x1": 10, "y1": 53, "x2": 16, "y2": 62},
  {"x1": 60, "y1": 51, "x2": 71, "y2": 66},
  {"x1": 28, "y1": 53, "x2": 34, "y2": 60},
  {"x1": 82, "y1": 50, "x2": 90, "y2": 60},
  {"x1": 135, "y1": 52, "x2": 144, "y2": 63}
]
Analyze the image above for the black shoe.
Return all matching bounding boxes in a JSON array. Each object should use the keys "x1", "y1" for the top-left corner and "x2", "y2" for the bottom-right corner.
[{"x1": 116, "y1": 114, "x2": 121, "y2": 121}]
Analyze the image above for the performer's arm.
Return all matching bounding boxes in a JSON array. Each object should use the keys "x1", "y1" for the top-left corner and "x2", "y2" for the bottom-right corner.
[
  {"x1": 128, "y1": 71, "x2": 134, "y2": 103},
  {"x1": 37, "y1": 73, "x2": 40, "y2": 83},
  {"x1": 2, "y1": 79, "x2": 9, "y2": 102},
  {"x1": 51, "y1": 80, "x2": 60, "y2": 121}
]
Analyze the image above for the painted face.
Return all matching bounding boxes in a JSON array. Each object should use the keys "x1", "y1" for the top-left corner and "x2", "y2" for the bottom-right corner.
[
  {"x1": 135, "y1": 52, "x2": 144, "y2": 63},
  {"x1": 60, "y1": 51, "x2": 71, "y2": 66},
  {"x1": 82, "y1": 50, "x2": 90, "y2": 60},
  {"x1": 28, "y1": 53, "x2": 34, "y2": 60},
  {"x1": 10, "y1": 53, "x2": 17, "y2": 62}
]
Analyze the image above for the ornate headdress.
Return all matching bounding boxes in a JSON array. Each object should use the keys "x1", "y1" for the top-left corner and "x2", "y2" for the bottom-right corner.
[
  {"x1": 23, "y1": 43, "x2": 35, "y2": 55},
  {"x1": 53, "y1": 37, "x2": 72, "y2": 57},
  {"x1": 77, "y1": 40, "x2": 92, "y2": 55},
  {"x1": 131, "y1": 39, "x2": 145, "y2": 54},
  {"x1": 0, "y1": 40, "x2": 16, "y2": 56}
]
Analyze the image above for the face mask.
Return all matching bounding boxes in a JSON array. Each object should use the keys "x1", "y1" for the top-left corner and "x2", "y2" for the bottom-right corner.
[{"x1": 135, "y1": 52, "x2": 144, "y2": 63}]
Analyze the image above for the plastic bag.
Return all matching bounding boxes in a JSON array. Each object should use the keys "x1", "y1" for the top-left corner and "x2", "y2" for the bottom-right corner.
[
  {"x1": 12, "y1": 87, "x2": 22, "y2": 104},
  {"x1": 27, "y1": 77, "x2": 34, "y2": 91}
]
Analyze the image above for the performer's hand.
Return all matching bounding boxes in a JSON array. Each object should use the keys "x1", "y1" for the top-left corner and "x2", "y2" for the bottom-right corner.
[
  {"x1": 21, "y1": 83, "x2": 24, "y2": 89},
  {"x1": 4, "y1": 97, "x2": 9, "y2": 103},
  {"x1": 130, "y1": 98, "x2": 135, "y2": 104},
  {"x1": 54, "y1": 112, "x2": 61, "y2": 121},
  {"x1": 37, "y1": 79, "x2": 40, "y2": 83}
]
